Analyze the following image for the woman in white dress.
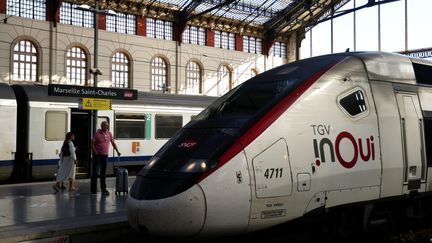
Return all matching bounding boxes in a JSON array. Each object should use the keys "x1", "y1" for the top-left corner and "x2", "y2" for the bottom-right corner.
[{"x1": 53, "y1": 132, "x2": 78, "y2": 193}]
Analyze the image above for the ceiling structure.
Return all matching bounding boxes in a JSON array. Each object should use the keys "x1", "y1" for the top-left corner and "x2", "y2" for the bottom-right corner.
[{"x1": 76, "y1": 0, "x2": 399, "y2": 46}]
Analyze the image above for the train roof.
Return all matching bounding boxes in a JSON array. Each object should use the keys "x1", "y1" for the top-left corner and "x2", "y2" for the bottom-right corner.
[
  {"x1": 0, "y1": 83, "x2": 16, "y2": 100},
  {"x1": 12, "y1": 84, "x2": 217, "y2": 108},
  {"x1": 299, "y1": 51, "x2": 432, "y2": 85}
]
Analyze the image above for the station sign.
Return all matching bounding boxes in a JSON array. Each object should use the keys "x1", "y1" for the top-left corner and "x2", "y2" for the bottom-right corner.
[
  {"x1": 80, "y1": 98, "x2": 112, "y2": 110},
  {"x1": 48, "y1": 84, "x2": 137, "y2": 100}
]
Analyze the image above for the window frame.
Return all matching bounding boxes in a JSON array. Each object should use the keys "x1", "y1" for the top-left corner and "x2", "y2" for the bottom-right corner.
[
  {"x1": 146, "y1": 18, "x2": 173, "y2": 40},
  {"x1": 183, "y1": 25, "x2": 206, "y2": 45},
  {"x1": 243, "y1": 36, "x2": 262, "y2": 54},
  {"x1": 218, "y1": 65, "x2": 232, "y2": 96},
  {"x1": 60, "y1": 2, "x2": 93, "y2": 28},
  {"x1": 185, "y1": 61, "x2": 202, "y2": 95},
  {"x1": 155, "y1": 114, "x2": 183, "y2": 139},
  {"x1": 65, "y1": 46, "x2": 88, "y2": 86},
  {"x1": 111, "y1": 51, "x2": 130, "y2": 88},
  {"x1": 270, "y1": 41, "x2": 287, "y2": 58},
  {"x1": 337, "y1": 87, "x2": 369, "y2": 120},
  {"x1": 7, "y1": 0, "x2": 46, "y2": 20},
  {"x1": 12, "y1": 39, "x2": 39, "y2": 82},
  {"x1": 214, "y1": 31, "x2": 235, "y2": 50},
  {"x1": 115, "y1": 113, "x2": 146, "y2": 139},
  {"x1": 106, "y1": 12, "x2": 136, "y2": 34},
  {"x1": 150, "y1": 56, "x2": 168, "y2": 92},
  {"x1": 45, "y1": 111, "x2": 68, "y2": 141}
]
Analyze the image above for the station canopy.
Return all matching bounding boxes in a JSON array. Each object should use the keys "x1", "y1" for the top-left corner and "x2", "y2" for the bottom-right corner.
[
  {"x1": 128, "y1": 0, "x2": 350, "y2": 38},
  {"x1": 103, "y1": 0, "x2": 398, "y2": 39}
]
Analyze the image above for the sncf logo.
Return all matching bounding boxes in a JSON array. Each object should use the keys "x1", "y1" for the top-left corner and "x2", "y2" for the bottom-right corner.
[
  {"x1": 311, "y1": 125, "x2": 375, "y2": 169},
  {"x1": 178, "y1": 139, "x2": 198, "y2": 149},
  {"x1": 124, "y1": 91, "x2": 133, "y2": 98}
]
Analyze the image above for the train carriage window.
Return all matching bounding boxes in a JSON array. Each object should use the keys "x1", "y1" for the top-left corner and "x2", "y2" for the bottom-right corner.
[
  {"x1": 46, "y1": 111, "x2": 67, "y2": 140},
  {"x1": 337, "y1": 88, "x2": 368, "y2": 118},
  {"x1": 115, "y1": 114, "x2": 145, "y2": 139},
  {"x1": 155, "y1": 115, "x2": 182, "y2": 139}
]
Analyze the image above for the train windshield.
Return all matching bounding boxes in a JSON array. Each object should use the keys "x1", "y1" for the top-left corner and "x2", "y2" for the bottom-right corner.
[
  {"x1": 138, "y1": 54, "x2": 346, "y2": 175},
  {"x1": 193, "y1": 54, "x2": 346, "y2": 128}
]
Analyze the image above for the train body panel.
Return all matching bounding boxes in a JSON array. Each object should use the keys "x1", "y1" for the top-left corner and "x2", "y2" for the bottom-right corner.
[
  {"x1": 370, "y1": 82, "x2": 405, "y2": 197},
  {"x1": 245, "y1": 56, "x2": 381, "y2": 231},
  {"x1": 198, "y1": 151, "x2": 251, "y2": 236},
  {"x1": 0, "y1": 83, "x2": 17, "y2": 181},
  {"x1": 128, "y1": 52, "x2": 432, "y2": 238},
  {"x1": 28, "y1": 101, "x2": 72, "y2": 179}
]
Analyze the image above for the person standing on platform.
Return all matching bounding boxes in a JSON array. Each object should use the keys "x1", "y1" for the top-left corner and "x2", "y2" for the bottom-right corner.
[
  {"x1": 90, "y1": 121, "x2": 121, "y2": 195},
  {"x1": 53, "y1": 132, "x2": 78, "y2": 193}
]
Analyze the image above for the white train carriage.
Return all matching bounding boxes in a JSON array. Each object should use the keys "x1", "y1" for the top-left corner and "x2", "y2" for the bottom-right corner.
[
  {"x1": 127, "y1": 52, "x2": 432, "y2": 238},
  {"x1": 0, "y1": 83, "x2": 17, "y2": 181},
  {"x1": 9, "y1": 84, "x2": 215, "y2": 180}
]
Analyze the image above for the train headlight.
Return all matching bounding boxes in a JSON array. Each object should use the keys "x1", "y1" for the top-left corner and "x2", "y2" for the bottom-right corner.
[
  {"x1": 180, "y1": 159, "x2": 217, "y2": 173},
  {"x1": 143, "y1": 156, "x2": 159, "y2": 169}
]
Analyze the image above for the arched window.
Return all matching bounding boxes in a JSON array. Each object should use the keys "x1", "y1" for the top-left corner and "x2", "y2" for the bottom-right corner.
[
  {"x1": 111, "y1": 52, "x2": 130, "y2": 88},
  {"x1": 12, "y1": 40, "x2": 38, "y2": 82},
  {"x1": 151, "y1": 57, "x2": 168, "y2": 92},
  {"x1": 218, "y1": 65, "x2": 232, "y2": 96},
  {"x1": 66, "y1": 46, "x2": 87, "y2": 85},
  {"x1": 185, "y1": 61, "x2": 202, "y2": 95}
]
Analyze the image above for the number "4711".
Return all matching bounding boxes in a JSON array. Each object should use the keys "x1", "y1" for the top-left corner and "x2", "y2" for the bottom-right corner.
[{"x1": 264, "y1": 168, "x2": 283, "y2": 179}]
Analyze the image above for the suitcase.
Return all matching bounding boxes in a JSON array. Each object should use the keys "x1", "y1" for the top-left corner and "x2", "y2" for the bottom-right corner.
[{"x1": 115, "y1": 167, "x2": 129, "y2": 195}]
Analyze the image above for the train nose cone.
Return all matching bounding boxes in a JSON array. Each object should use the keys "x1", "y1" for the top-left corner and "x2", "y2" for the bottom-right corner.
[{"x1": 127, "y1": 184, "x2": 206, "y2": 238}]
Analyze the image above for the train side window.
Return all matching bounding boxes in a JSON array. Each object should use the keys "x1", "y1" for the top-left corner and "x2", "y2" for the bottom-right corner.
[
  {"x1": 46, "y1": 111, "x2": 67, "y2": 141},
  {"x1": 337, "y1": 88, "x2": 368, "y2": 118},
  {"x1": 115, "y1": 114, "x2": 145, "y2": 139},
  {"x1": 155, "y1": 115, "x2": 182, "y2": 139}
]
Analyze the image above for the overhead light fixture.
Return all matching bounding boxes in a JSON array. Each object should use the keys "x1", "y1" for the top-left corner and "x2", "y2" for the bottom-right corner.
[
  {"x1": 106, "y1": 9, "x2": 117, "y2": 15},
  {"x1": 77, "y1": 4, "x2": 92, "y2": 11}
]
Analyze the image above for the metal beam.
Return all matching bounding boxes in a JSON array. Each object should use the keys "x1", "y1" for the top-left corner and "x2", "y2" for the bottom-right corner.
[
  {"x1": 189, "y1": 0, "x2": 237, "y2": 20},
  {"x1": 174, "y1": 0, "x2": 204, "y2": 43}
]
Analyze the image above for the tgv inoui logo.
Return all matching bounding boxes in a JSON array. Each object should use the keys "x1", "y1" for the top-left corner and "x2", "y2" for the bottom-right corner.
[{"x1": 311, "y1": 124, "x2": 375, "y2": 169}]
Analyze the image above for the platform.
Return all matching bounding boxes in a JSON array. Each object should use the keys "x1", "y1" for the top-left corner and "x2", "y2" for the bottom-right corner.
[{"x1": 0, "y1": 177, "x2": 141, "y2": 243}]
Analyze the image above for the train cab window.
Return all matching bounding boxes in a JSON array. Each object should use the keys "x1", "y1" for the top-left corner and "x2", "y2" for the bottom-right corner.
[
  {"x1": 45, "y1": 111, "x2": 67, "y2": 140},
  {"x1": 423, "y1": 112, "x2": 432, "y2": 167},
  {"x1": 338, "y1": 88, "x2": 368, "y2": 118},
  {"x1": 412, "y1": 62, "x2": 432, "y2": 85},
  {"x1": 155, "y1": 115, "x2": 182, "y2": 139},
  {"x1": 115, "y1": 114, "x2": 145, "y2": 139}
]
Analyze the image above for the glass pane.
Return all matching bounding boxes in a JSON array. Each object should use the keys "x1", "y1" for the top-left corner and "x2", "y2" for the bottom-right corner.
[
  {"x1": 356, "y1": 0, "x2": 379, "y2": 51},
  {"x1": 46, "y1": 111, "x2": 67, "y2": 140},
  {"x1": 381, "y1": 0, "x2": 405, "y2": 52},
  {"x1": 333, "y1": 1, "x2": 354, "y2": 53},
  {"x1": 408, "y1": 0, "x2": 432, "y2": 50},
  {"x1": 155, "y1": 115, "x2": 182, "y2": 139}
]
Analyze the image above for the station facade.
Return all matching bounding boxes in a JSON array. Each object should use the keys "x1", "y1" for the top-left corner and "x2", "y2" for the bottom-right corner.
[{"x1": 0, "y1": 0, "x2": 301, "y2": 96}]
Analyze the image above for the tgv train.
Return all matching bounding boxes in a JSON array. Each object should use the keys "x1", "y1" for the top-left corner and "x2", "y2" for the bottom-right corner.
[
  {"x1": 0, "y1": 83, "x2": 215, "y2": 182},
  {"x1": 127, "y1": 52, "x2": 432, "y2": 238}
]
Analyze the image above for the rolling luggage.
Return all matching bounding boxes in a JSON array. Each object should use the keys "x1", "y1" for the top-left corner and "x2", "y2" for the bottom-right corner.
[{"x1": 115, "y1": 167, "x2": 128, "y2": 195}]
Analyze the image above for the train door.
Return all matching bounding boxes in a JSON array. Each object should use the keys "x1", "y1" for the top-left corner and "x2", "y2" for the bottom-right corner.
[
  {"x1": 71, "y1": 109, "x2": 92, "y2": 178},
  {"x1": 249, "y1": 138, "x2": 293, "y2": 229},
  {"x1": 395, "y1": 92, "x2": 426, "y2": 192},
  {"x1": 98, "y1": 110, "x2": 115, "y2": 174}
]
